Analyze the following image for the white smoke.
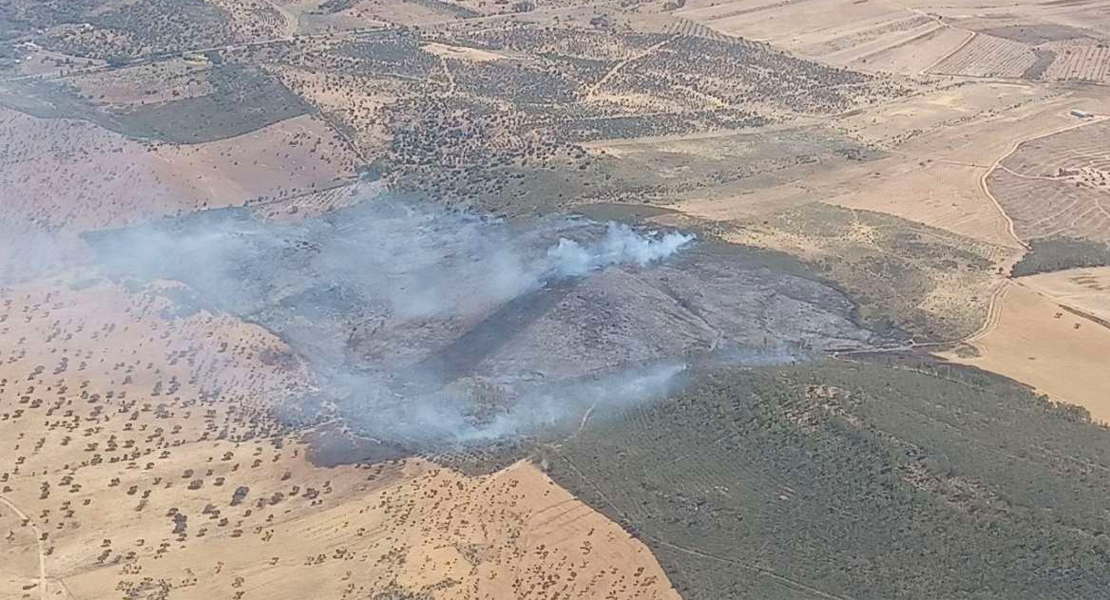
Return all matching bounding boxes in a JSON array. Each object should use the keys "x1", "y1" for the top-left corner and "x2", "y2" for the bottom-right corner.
[
  {"x1": 544, "y1": 223, "x2": 695, "y2": 279},
  {"x1": 339, "y1": 361, "x2": 689, "y2": 444},
  {"x1": 85, "y1": 197, "x2": 701, "y2": 446},
  {"x1": 307, "y1": 202, "x2": 696, "y2": 321},
  {"x1": 469, "y1": 362, "x2": 688, "y2": 441}
]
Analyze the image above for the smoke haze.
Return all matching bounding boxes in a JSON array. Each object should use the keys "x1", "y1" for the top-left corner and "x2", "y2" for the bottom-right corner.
[
  {"x1": 80, "y1": 186, "x2": 878, "y2": 450},
  {"x1": 84, "y1": 190, "x2": 713, "y2": 446}
]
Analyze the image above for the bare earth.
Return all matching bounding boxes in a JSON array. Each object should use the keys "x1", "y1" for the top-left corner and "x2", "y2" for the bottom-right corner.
[{"x1": 0, "y1": 108, "x2": 358, "y2": 233}]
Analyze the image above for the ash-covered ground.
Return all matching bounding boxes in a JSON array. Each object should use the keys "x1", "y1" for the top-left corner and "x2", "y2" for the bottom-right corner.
[{"x1": 87, "y1": 191, "x2": 884, "y2": 453}]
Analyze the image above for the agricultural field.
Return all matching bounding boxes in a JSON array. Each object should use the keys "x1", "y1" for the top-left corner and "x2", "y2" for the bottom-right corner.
[
  {"x1": 1018, "y1": 265, "x2": 1110, "y2": 325},
  {"x1": 0, "y1": 105, "x2": 358, "y2": 235},
  {"x1": 845, "y1": 25, "x2": 972, "y2": 76},
  {"x1": 668, "y1": 0, "x2": 973, "y2": 75},
  {"x1": 926, "y1": 33, "x2": 1038, "y2": 79},
  {"x1": 942, "y1": 283, "x2": 1110, "y2": 423},
  {"x1": 986, "y1": 118, "x2": 1110, "y2": 244},
  {"x1": 669, "y1": 0, "x2": 1110, "y2": 84},
  {"x1": 1043, "y1": 42, "x2": 1110, "y2": 83}
]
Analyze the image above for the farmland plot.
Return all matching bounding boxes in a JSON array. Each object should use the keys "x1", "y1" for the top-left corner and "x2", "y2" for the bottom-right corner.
[
  {"x1": 987, "y1": 120, "x2": 1110, "y2": 243},
  {"x1": 1044, "y1": 42, "x2": 1110, "y2": 82},
  {"x1": 928, "y1": 33, "x2": 1037, "y2": 78}
]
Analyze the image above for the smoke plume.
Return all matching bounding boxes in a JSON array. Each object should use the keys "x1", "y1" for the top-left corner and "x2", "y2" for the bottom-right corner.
[
  {"x1": 84, "y1": 191, "x2": 704, "y2": 447},
  {"x1": 543, "y1": 224, "x2": 694, "y2": 279}
]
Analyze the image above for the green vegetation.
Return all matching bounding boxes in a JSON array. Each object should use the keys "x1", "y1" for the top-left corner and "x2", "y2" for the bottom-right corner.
[
  {"x1": 733, "y1": 203, "x2": 1002, "y2": 341},
  {"x1": 0, "y1": 62, "x2": 308, "y2": 144},
  {"x1": 5, "y1": 0, "x2": 234, "y2": 60},
  {"x1": 1011, "y1": 235, "x2": 1110, "y2": 277},
  {"x1": 546, "y1": 359, "x2": 1110, "y2": 600},
  {"x1": 314, "y1": 0, "x2": 358, "y2": 14},
  {"x1": 110, "y1": 63, "x2": 308, "y2": 143}
]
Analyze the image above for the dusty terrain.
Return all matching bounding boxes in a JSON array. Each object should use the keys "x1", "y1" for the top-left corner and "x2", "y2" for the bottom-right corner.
[
  {"x1": 0, "y1": 107, "x2": 358, "y2": 234},
  {"x1": 0, "y1": 278, "x2": 681, "y2": 600}
]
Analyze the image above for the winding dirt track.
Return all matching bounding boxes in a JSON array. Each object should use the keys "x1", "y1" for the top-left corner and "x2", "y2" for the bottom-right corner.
[
  {"x1": 962, "y1": 279, "x2": 1013, "y2": 351},
  {"x1": 979, "y1": 115, "x2": 1110, "y2": 252},
  {"x1": 959, "y1": 115, "x2": 1110, "y2": 349},
  {"x1": 585, "y1": 34, "x2": 679, "y2": 99}
]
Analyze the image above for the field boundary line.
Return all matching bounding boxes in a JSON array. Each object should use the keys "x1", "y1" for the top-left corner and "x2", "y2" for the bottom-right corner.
[
  {"x1": 585, "y1": 34, "x2": 679, "y2": 99},
  {"x1": 875, "y1": 0, "x2": 976, "y2": 75},
  {"x1": 1013, "y1": 280, "x2": 1110, "y2": 333},
  {"x1": 980, "y1": 115, "x2": 1110, "y2": 252},
  {"x1": 921, "y1": 29, "x2": 976, "y2": 75},
  {"x1": 841, "y1": 22, "x2": 944, "y2": 67}
]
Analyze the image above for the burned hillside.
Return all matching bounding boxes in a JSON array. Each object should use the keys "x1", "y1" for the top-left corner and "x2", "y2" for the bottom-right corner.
[{"x1": 86, "y1": 190, "x2": 884, "y2": 452}]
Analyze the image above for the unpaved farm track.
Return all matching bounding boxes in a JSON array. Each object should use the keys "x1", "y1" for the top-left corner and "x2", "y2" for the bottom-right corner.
[
  {"x1": 585, "y1": 34, "x2": 680, "y2": 99},
  {"x1": 981, "y1": 115, "x2": 1110, "y2": 251},
  {"x1": 961, "y1": 279, "x2": 1012, "y2": 354},
  {"x1": 954, "y1": 116, "x2": 1110, "y2": 353}
]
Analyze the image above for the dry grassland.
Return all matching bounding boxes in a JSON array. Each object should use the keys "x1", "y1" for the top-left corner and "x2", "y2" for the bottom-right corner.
[
  {"x1": 11, "y1": 51, "x2": 107, "y2": 80},
  {"x1": 941, "y1": 283, "x2": 1110, "y2": 423},
  {"x1": 722, "y1": 203, "x2": 1007, "y2": 340},
  {"x1": 0, "y1": 278, "x2": 681, "y2": 600},
  {"x1": 671, "y1": 0, "x2": 969, "y2": 74},
  {"x1": 0, "y1": 107, "x2": 358, "y2": 233},
  {"x1": 668, "y1": 83, "x2": 1081, "y2": 250},
  {"x1": 69, "y1": 59, "x2": 215, "y2": 108},
  {"x1": 1017, "y1": 266, "x2": 1110, "y2": 323},
  {"x1": 271, "y1": 66, "x2": 403, "y2": 157}
]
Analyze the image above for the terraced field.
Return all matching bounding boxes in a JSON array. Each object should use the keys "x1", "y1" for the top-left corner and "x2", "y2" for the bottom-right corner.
[
  {"x1": 986, "y1": 119, "x2": 1110, "y2": 243},
  {"x1": 927, "y1": 33, "x2": 1037, "y2": 78},
  {"x1": 1044, "y1": 43, "x2": 1110, "y2": 83}
]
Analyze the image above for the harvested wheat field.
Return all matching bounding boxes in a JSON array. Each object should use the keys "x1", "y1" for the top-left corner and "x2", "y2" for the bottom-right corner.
[
  {"x1": 1017, "y1": 267, "x2": 1110, "y2": 324},
  {"x1": 942, "y1": 283, "x2": 1110, "y2": 423}
]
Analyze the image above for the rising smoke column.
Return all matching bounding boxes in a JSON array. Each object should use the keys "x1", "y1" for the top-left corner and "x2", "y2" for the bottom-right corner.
[{"x1": 543, "y1": 223, "x2": 695, "y2": 279}]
